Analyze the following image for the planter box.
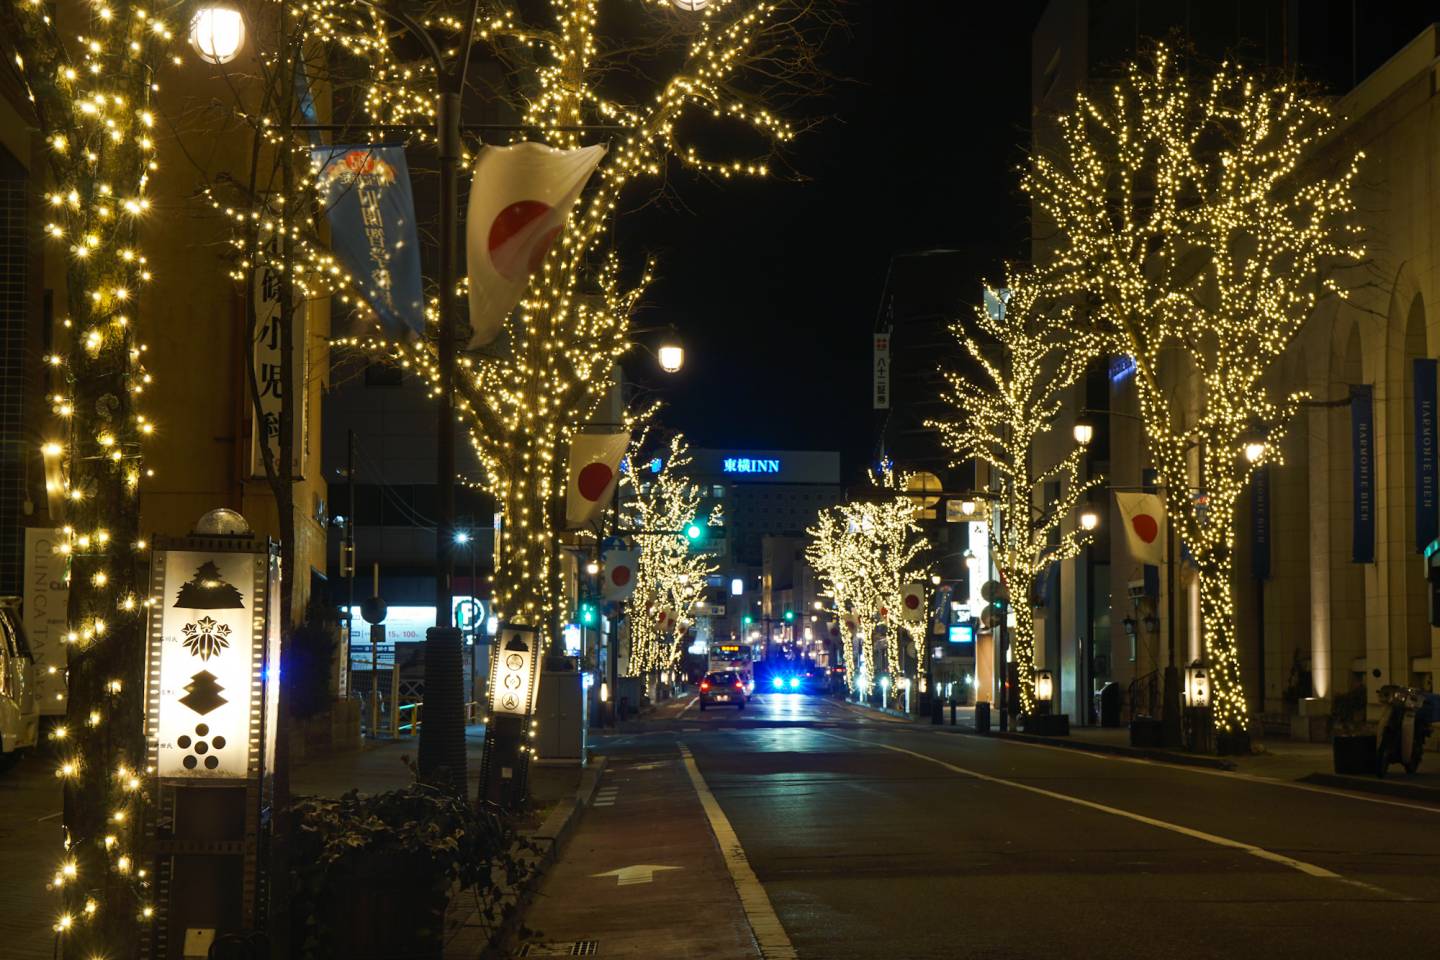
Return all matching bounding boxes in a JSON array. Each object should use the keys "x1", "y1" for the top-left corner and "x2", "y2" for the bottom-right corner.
[
  {"x1": 1332, "y1": 734, "x2": 1376, "y2": 775},
  {"x1": 1130, "y1": 717, "x2": 1164, "y2": 747},
  {"x1": 1021, "y1": 713, "x2": 1070, "y2": 736}
]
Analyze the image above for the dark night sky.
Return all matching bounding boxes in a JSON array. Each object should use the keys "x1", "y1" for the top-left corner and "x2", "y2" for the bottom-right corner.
[{"x1": 620, "y1": 2, "x2": 1048, "y2": 479}]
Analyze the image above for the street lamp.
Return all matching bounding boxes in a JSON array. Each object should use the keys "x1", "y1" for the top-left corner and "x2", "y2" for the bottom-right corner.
[
  {"x1": 1072, "y1": 415, "x2": 1095, "y2": 446},
  {"x1": 585, "y1": 558, "x2": 601, "y2": 576},
  {"x1": 1035, "y1": 669, "x2": 1054, "y2": 704},
  {"x1": 453, "y1": 531, "x2": 470, "y2": 545},
  {"x1": 672, "y1": 0, "x2": 710, "y2": 9},
  {"x1": 189, "y1": 3, "x2": 246, "y2": 64},
  {"x1": 1078, "y1": 506, "x2": 1100, "y2": 531},
  {"x1": 960, "y1": 499, "x2": 977, "y2": 517},
  {"x1": 1244, "y1": 438, "x2": 1267, "y2": 463},
  {"x1": 930, "y1": 573, "x2": 942, "y2": 586},
  {"x1": 657, "y1": 338, "x2": 685, "y2": 373}
]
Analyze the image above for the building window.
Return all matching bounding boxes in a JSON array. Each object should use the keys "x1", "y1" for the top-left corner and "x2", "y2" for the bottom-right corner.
[{"x1": 364, "y1": 363, "x2": 404, "y2": 387}]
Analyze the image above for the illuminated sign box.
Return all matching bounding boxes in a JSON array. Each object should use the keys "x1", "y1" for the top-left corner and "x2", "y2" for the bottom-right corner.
[{"x1": 948, "y1": 623, "x2": 975, "y2": 646}]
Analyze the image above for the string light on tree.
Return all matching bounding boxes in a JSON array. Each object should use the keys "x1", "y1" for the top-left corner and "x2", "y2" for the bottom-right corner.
[
  {"x1": 928, "y1": 268, "x2": 1102, "y2": 715},
  {"x1": 1022, "y1": 43, "x2": 1363, "y2": 736}
]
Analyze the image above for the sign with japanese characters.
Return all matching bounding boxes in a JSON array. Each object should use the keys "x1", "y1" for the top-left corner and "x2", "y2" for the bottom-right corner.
[
  {"x1": 147, "y1": 550, "x2": 269, "y2": 779},
  {"x1": 873, "y1": 329, "x2": 892, "y2": 409},
  {"x1": 249, "y1": 233, "x2": 308, "y2": 480}
]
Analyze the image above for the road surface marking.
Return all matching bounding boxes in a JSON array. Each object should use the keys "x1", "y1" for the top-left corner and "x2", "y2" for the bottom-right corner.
[
  {"x1": 679, "y1": 742, "x2": 798, "y2": 959},
  {"x1": 823, "y1": 732, "x2": 1402, "y2": 898},
  {"x1": 977, "y1": 733, "x2": 1440, "y2": 816},
  {"x1": 594, "y1": 786, "x2": 618, "y2": 808},
  {"x1": 679, "y1": 695, "x2": 699, "y2": 716},
  {"x1": 591, "y1": 864, "x2": 683, "y2": 886}
]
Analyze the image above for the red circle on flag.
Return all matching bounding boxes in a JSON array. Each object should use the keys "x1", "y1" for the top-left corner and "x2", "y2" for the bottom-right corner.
[
  {"x1": 488, "y1": 200, "x2": 559, "y2": 280},
  {"x1": 610, "y1": 565, "x2": 632, "y2": 587},
  {"x1": 904, "y1": 593, "x2": 920, "y2": 610},
  {"x1": 1132, "y1": 514, "x2": 1159, "y2": 544},
  {"x1": 577, "y1": 462, "x2": 613, "y2": 501}
]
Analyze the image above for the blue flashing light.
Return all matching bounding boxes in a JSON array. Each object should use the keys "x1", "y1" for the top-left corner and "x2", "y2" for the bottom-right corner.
[
  {"x1": 789, "y1": 676, "x2": 800, "y2": 690},
  {"x1": 772, "y1": 676, "x2": 784, "y2": 689}
]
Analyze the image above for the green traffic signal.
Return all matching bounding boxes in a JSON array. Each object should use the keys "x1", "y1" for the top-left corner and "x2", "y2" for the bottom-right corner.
[
  {"x1": 578, "y1": 601, "x2": 598, "y2": 626},
  {"x1": 742, "y1": 615, "x2": 753, "y2": 626},
  {"x1": 685, "y1": 520, "x2": 704, "y2": 541},
  {"x1": 783, "y1": 609, "x2": 794, "y2": 623}
]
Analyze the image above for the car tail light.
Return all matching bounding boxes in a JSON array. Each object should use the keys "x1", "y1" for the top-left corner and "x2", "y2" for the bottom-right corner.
[
  {"x1": 699, "y1": 681, "x2": 710, "y2": 692},
  {"x1": 734, "y1": 681, "x2": 744, "y2": 690}
]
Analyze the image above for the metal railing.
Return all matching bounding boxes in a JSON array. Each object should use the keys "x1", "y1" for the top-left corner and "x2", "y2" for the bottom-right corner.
[{"x1": 1128, "y1": 669, "x2": 1161, "y2": 722}]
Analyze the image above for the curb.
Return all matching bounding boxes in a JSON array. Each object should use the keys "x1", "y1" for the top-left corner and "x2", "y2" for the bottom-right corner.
[
  {"x1": 446, "y1": 755, "x2": 608, "y2": 959},
  {"x1": 832, "y1": 697, "x2": 918, "y2": 724},
  {"x1": 1299, "y1": 771, "x2": 1440, "y2": 804},
  {"x1": 939, "y1": 725, "x2": 1239, "y2": 771}
]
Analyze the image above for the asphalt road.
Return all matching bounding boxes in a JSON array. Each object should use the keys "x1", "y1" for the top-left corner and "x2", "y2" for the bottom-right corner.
[{"x1": 561, "y1": 692, "x2": 1440, "y2": 960}]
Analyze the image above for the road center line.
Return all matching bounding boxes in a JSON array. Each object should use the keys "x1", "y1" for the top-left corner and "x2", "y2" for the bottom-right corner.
[
  {"x1": 821, "y1": 731, "x2": 1402, "y2": 899},
  {"x1": 679, "y1": 742, "x2": 798, "y2": 959}
]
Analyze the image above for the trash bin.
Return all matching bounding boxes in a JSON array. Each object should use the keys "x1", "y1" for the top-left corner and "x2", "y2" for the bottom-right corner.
[
  {"x1": 974, "y1": 700, "x2": 991, "y2": 734},
  {"x1": 1096, "y1": 682, "x2": 1121, "y2": 727}
]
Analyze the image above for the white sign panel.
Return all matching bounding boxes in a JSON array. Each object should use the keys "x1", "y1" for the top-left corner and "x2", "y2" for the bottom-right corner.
[
  {"x1": 151, "y1": 551, "x2": 261, "y2": 779},
  {"x1": 250, "y1": 233, "x2": 308, "y2": 480},
  {"x1": 23, "y1": 528, "x2": 69, "y2": 715},
  {"x1": 873, "y1": 329, "x2": 892, "y2": 410},
  {"x1": 489, "y1": 626, "x2": 540, "y2": 717}
]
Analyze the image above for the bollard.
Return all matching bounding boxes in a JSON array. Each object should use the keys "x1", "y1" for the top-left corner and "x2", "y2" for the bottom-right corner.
[{"x1": 950, "y1": 699, "x2": 957, "y2": 726}]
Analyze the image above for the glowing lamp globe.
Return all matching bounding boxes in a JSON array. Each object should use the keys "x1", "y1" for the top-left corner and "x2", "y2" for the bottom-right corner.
[
  {"x1": 672, "y1": 0, "x2": 709, "y2": 9},
  {"x1": 1072, "y1": 418, "x2": 1095, "y2": 445},
  {"x1": 1244, "y1": 440, "x2": 1266, "y2": 463},
  {"x1": 189, "y1": 5, "x2": 246, "y2": 64},
  {"x1": 1078, "y1": 507, "x2": 1100, "y2": 532},
  {"x1": 657, "y1": 342, "x2": 685, "y2": 373},
  {"x1": 1034, "y1": 669, "x2": 1054, "y2": 703},
  {"x1": 585, "y1": 559, "x2": 601, "y2": 576}
]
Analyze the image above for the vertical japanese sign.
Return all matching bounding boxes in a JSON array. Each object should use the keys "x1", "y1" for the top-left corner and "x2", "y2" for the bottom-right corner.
[
  {"x1": 873, "y1": 329, "x2": 892, "y2": 410},
  {"x1": 249, "y1": 232, "x2": 307, "y2": 480},
  {"x1": 311, "y1": 145, "x2": 425, "y2": 339},
  {"x1": 147, "y1": 550, "x2": 265, "y2": 779},
  {"x1": 1351, "y1": 384, "x2": 1375, "y2": 563},
  {"x1": 488, "y1": 625, "x2": 541, "y2": 717},
  {"x1": 23, "y1": 528, "x2": 69, "y2": 715},
  {"x1": 1415, "y1": 358, "x2": 1437, "y2": 552},
  {"x1": 1252, "y1": 466, "x2": 1270, "y2": 581}
]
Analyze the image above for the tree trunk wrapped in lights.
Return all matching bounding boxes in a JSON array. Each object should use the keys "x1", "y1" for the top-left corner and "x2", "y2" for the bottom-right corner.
[
  {"x1": 928, "y1": 269, "x2": 1101, "y2": 716},
  {"x1": 321, "y1": 0, "x2": 834, "y2": 640},
  {"x1": 1023, "y1": 44, "x2": 1363, "y2": 735},
  {"x1": 0, "y1": 3, "x2": 175, "y2": 954},
  {"x1": 806, "y1": 469, "x2": 927, "y2": 698}
]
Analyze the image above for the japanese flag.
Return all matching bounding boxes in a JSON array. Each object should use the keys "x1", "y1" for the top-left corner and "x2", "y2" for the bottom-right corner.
[
  {"x1": 465, "y1": 142, "x2": 607, "y2": 348},
  {"x1": 655, "y1": 607, "x2": 679, "y2": 634},
  {"x1": 565, "y1": 432, "x2": 629, "y2": 530},
  {"x1": 601, "y1": 550, "x2": 639, "y2": 601},
  {"x1": 1115, "y1": 492, "x2": 1165, "y2": 566},
  {"x1": 899, "y1": 582, "x2": 926, "y2": 622}
]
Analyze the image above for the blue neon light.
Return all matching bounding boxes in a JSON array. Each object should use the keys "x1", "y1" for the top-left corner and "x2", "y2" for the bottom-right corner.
[
  {"x1": 723, "y1": 457, "x2": 782, "y2": 475},
  {"x1": 1109, "y1": 355, "x2": 1136, "y2": 383}
]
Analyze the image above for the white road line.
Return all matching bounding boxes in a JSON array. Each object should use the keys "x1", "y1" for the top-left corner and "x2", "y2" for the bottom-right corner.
[
  {"x1": 821, "y1": 731, "x2": 1404, "y2": 900},
  {"x1": 973, "y1": 732, "x2": 1440, "y2": 816},
  {"x1": 679, "y1": 696, "x2": 699, "y2": 716},
  {"x1": 679, "y1": 742, "x2": 798, "y2": 959}
]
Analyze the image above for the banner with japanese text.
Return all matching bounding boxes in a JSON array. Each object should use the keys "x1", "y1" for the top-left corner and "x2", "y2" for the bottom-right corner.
[
  {"x1": 249, "y1": 232, "x2": 307, "y2": 480},
  {"x1": 1351, "y1": 384, "x2": 1375, "y2": 563}
]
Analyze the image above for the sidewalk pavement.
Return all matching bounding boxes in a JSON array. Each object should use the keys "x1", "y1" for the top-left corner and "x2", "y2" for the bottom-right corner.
[{"x1": 840, "y1": 698, "x2": 1440, "y2": 803}]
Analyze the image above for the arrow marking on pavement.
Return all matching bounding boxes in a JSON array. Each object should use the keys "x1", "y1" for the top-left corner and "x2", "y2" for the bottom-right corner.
[{"x1": 590, "y1": 864, "x2": 682, "y2": 886}]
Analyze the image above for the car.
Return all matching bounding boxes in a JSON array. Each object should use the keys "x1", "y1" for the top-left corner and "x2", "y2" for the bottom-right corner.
[
  {"x1": 699, "y1": 671, "x2": 747, "y2": 711},
  {"x1": 766, "y1": 666, "x2": 822, "y2": 694}
]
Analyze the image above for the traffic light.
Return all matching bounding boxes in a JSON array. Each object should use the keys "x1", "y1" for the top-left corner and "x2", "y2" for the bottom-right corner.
[
  {"x1": 742, "y1": 614, "x2": 753, "y2": 626},
  {"x1": 578, "y1": 600, "x2": 598, "y2": 627},
  {"x1": 685, "y1": 518, "x2": 705, "y2": 542},
  {"x1": 783, "y1": 609, "x2": 794, "y2": 623}
]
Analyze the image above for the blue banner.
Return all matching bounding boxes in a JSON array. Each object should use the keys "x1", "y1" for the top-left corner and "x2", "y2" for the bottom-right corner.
[
  {"x1": 311, "y1": 145, "x2": 425, "y2": 339},
  {"x1": 1352, "y1": 384, "x2": 1375, "y2": 563},
  {"x1": 1415, "y1": 358, "x2": 1438, "y2": 552},
  {"x1": 1252, "y1": 466, "x2": 1270, "y2": 580}
]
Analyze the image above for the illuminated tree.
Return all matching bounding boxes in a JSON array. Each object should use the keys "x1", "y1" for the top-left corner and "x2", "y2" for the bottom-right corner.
[
  {"x1": 929, "y1": 268, "x2": 1101, "y2": 715},
  {"x1": 322, "y1": 0, "x2": 834, "y2": 645},
  {"x1": 806, "y1": 469, "x2": 927, "y2": 697},
  {"x1": 1023, "y1": 44, "x2": 1363, "y2": 734},
  {"x1": 0, "y1": 1, "x2": 175, "y2": 953},
  {"x1": 620, "y1": 432, "x2": 721, "y2": 676}
]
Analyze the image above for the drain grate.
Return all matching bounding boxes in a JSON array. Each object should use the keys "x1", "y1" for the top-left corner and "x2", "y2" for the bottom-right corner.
[{"x1": 517, "y1": 941, "x2": 598, "y2": 957}]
